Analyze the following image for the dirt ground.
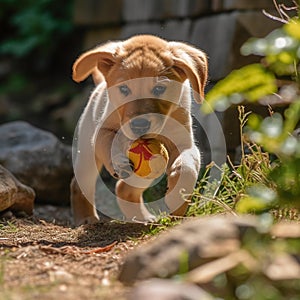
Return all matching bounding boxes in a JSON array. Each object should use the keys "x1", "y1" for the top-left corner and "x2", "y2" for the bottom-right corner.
[{"x1": 0, "y1": 205, "x2": 153, "y2": 300}]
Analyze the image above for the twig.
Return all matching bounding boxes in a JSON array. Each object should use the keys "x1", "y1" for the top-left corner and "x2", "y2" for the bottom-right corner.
[
  {"x1": 39, "y1": 241, "x2": 118, "y2": 256},
  {"x1": 82, "y1": 241, "x2": 117, "y2": 254},
  {"x1": 273, "y1": 0, "x2": 285, "y2": 20},
  {"x1": 263, "y1": 0, "x2": 299, "y2": 24}
]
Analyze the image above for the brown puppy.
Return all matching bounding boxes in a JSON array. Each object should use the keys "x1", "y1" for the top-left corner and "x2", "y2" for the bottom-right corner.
[{"x1": 71, "y1": 35, "x2": 207, "y2": 226}]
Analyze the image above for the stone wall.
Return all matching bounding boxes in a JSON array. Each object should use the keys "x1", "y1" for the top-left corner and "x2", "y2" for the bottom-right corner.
[{"x1": 73, "y1": 0, "x2": 290, "y2": 158}]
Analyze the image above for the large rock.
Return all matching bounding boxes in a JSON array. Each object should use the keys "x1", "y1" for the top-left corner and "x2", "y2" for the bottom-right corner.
[
  {"x1": 0, "y1": 164, "x2": 35, "y2": 214},
  {"x1": 119, "y1": 216, "x2": 254, "y2": 285},
  {"x1": 0, "y1": 121, "x2": 73, "y2": 205},
  {"x1": 119, "y1": 216, "x2": 300, "y2": 286}
]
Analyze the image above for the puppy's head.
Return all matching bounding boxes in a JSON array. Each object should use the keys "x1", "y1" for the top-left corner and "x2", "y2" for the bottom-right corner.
[{"x1": 73, "y1": 35, "x2": 207, "y2": 139}]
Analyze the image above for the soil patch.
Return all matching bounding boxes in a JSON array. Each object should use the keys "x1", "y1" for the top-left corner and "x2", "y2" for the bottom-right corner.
[{"x1": 0, "y1": 206, "x2": 152, "y2": 300}]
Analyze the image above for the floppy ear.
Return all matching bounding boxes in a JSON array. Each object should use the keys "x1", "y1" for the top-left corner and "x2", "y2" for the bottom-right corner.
[
  {"x1": 72, "y1": 41, "x2": 121, "y2": 85},
  {"x1": 169, "y1": 42, "x2": 208, "y2": 103}
]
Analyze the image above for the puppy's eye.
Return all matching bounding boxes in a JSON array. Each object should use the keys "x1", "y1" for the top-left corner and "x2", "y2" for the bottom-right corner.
[
  {"x1": 152, "y1": 85, "x2": 166, "y2": 97},
  {"x1": 119, "y1": 85, "x2": 131, "y2": 96}
]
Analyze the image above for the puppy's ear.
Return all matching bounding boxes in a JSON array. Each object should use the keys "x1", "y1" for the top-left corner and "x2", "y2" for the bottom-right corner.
[
  {"x1": 72, "y1": 42, "x2": 120, "y2": 84},
  {"x1": 169, "y1": 42, "x2": 208, "y2": 103}
]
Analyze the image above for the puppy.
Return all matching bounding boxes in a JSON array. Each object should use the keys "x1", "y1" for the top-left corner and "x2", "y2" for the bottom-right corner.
[{"x1": 71, "y1": 35, "x2": 207, "y2": 226}]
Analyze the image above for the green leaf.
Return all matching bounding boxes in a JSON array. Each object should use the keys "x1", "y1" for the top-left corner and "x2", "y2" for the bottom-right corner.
[
  {"x1": 205, "y1": 64, "x2": 277, "y2": 111},
  {"x1": 247, "y1": 114, "x2": 262, "y2": 131},
  {"x1": 284, "y1": 19, "x2": 300, "y2": 40}
]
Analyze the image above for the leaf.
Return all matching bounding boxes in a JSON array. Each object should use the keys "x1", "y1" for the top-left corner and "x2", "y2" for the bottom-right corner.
[
  {"x1": 204, "y1": 64, "x2": 277, "y2": 111},
  {"x1": 284, "y1": 19, "x2": 300, "y2": 40},
  {"x1": 241, "y1": 37, "x2": 268, "y2": 56},
  {"x1": 247, "y1": 114, "x2": 262, "y2": 131}
]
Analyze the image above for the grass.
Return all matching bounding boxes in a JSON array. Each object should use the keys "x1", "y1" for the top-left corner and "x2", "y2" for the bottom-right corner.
[
  {"x1": 143, "y1": 105, "x2": 275, "y2": 227},
  {"x1": 0, "y1": 220, "x2": 18, "y2": 233},
  {"x1": 187, "y1": 106, "x2": 276, "y2": 217},
  {"x1": 188, "y1": 104, "x2": 299, "y2": 221},
  {"x1": 145, "y1": 105, "x2": 299, "y2": 234}
]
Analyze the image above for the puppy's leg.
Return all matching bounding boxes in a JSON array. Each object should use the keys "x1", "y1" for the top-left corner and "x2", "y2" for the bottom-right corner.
[
  {"x1": 116, "y1": 179, "x2": 156, "y2": 222},
  {"x1": 71, "y1": 153, "x2": 102, "y2": 226},
  {"x1": 71, "y1": 176, "x2": 99, "y2": 226},
  {"x1": 71, "y1": 125, "x2": 101, "y2": 226},
  {"x1": 165, "y1": 145, "x2": 200, "y2": 216}
]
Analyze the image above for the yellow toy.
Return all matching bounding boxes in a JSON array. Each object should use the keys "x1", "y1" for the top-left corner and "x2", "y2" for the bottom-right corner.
[{"x1": 127, "y1": 138, "x2": 169, "y2": 179}]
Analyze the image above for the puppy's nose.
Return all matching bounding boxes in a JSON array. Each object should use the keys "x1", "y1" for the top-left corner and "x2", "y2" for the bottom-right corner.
[{"x1": 130, "y1": 118, "x2": 151, "y2": 136}]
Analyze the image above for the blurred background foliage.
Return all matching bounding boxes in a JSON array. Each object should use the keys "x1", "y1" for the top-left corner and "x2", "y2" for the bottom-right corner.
[
  {"x1": 0, "y1": 0, "x2": 73, "y2": 59},
  {"x1": 0, "y1": 0, "x2": 80, "y2": 139},
  {"x1": 196, "y1": 4, "x2": 300, "y2": 216},
  {"x1": 204, "y1": 18, "x2": 300, "y2": 111}
]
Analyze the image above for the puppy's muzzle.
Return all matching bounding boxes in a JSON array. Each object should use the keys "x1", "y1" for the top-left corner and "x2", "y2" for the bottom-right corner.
[{"x1": 130, "y1": 117, "x2": 151, "y2": 136}]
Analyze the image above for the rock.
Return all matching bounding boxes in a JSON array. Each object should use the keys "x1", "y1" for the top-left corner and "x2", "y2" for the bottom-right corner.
[
  {"x1": 0, "y1": 121, "x2": 73, "y2": 205},
  {"x1": 119, "y1": 215, "x2": 300, "y2": 296},
  {"x1": 119, "y1": 216, "x2": 257, "y2": 285},
  {"x1": 0, "y1": 164, "x2": 35, "y2": 214},
  {"x1": 128, "y1": 279, "x2": 213, "y2": 300}
]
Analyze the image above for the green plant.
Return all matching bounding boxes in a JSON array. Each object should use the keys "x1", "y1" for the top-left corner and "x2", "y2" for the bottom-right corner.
[
  {"x1": 188, "y1": 106, "x2": 276, "y2": 216},
  {"x1": 199, "y1": 2, "x2": 300, "y2": 214},
  {"x1": 0, "y1": 220, "x2": 18, "y2": 232},
  {"x1": 147, "y1": 214, "x2": 181, "y2": 235}
]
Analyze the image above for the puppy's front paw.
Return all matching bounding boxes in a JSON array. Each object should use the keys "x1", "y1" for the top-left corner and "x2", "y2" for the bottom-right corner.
[{"x1": 112, "y1": 154, "x2": 134, "y2": 179}]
